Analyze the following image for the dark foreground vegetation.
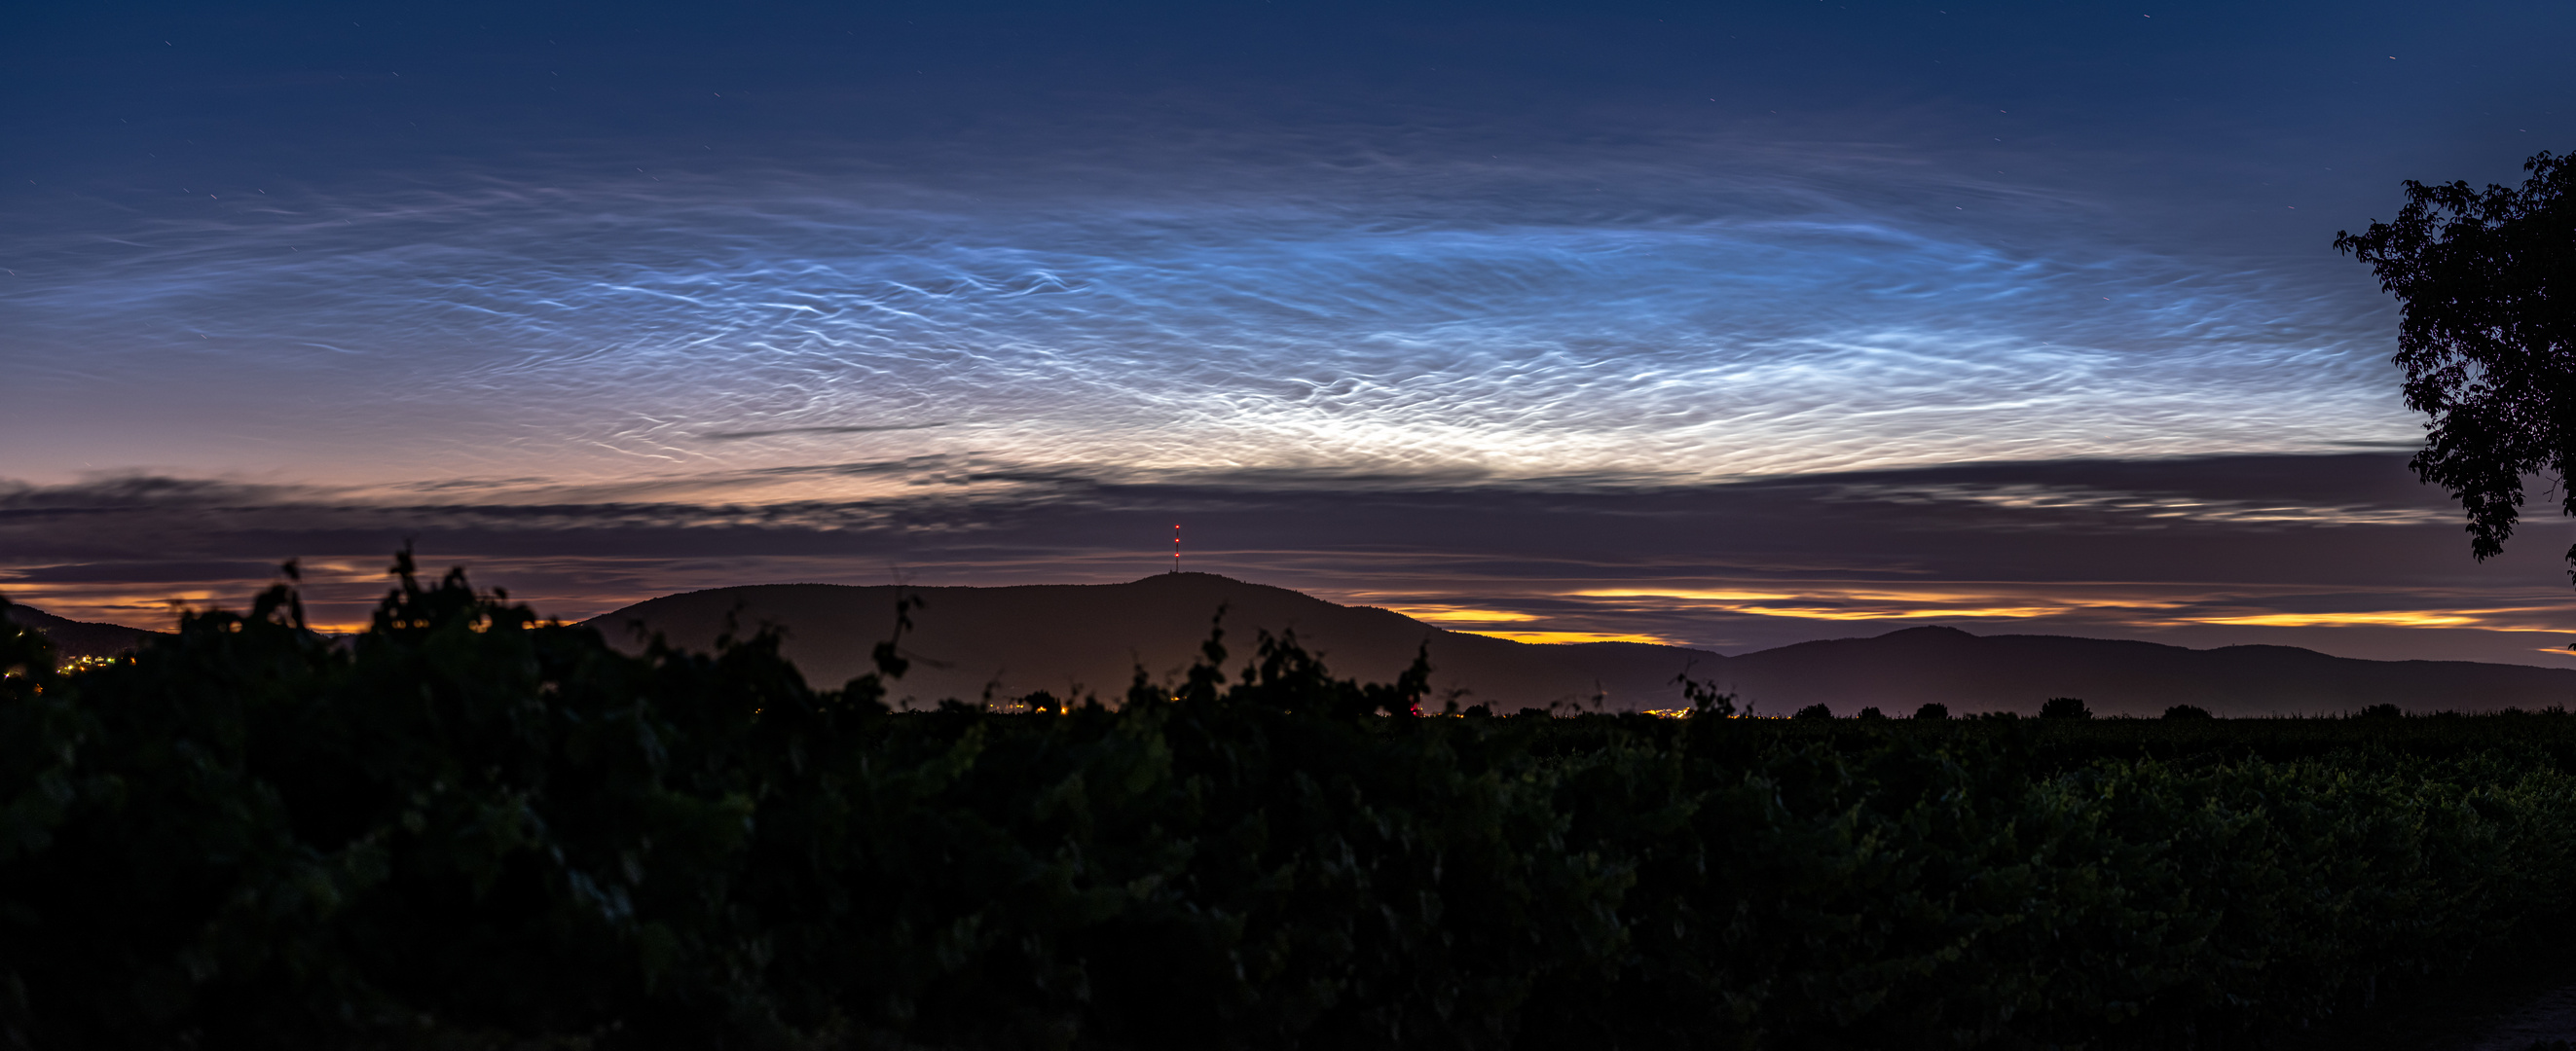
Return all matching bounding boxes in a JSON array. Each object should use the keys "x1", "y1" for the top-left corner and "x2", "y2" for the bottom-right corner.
[{"x1": 7, "y1": 559, "x2": 2576, "y2": 1050}]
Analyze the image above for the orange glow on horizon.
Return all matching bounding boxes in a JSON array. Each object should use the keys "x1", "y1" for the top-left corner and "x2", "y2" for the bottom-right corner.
[
  {"x1": 1569, "y1": 587, "x2": 2131, "y2": 622},
  {"x1": 2181, "y1": 610, "x2": 2568, "y2": 630},
  {"x1": 1565, "y1": 586, "x2": 2576, "y2": 635},
  {"x1": 1384, "y1": 605, "x2": 1542, "y2": 624},
  {"x1": 1723, "y1": 604, "x2": 2067, "y2": 621},
  {"x1": 1454, "y1": 628, "x2": 1679, "y2": 645},
  {"x1": 2190, "y1": 611, "x2": 2481, "y2": 629}
]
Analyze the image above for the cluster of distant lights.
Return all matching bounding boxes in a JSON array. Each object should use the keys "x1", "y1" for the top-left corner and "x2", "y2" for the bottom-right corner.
[{"x1": 0, "y1": 654, "x2": 127, "y2": 681}]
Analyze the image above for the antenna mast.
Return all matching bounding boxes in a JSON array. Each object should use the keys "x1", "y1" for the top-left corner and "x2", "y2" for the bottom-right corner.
[{"x1": 1172, "y1": 524, "x2": 1181, "y2": 574}]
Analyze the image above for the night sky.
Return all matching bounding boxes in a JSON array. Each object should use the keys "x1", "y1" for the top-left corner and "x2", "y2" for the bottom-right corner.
[{"x1": 6, "y1": 0, "x2": 2575, "y2": 666}]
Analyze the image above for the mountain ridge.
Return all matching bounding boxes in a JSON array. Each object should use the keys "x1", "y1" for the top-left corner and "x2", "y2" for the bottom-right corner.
[
  {"x1": 586, "y1": 573, "x2": 1701, "y2": 711},
  {"x1": 10, "y1": 577, "x2": 2564, "y2": 715},
  {"x1": 587, "y1": 575, "x2": 2576, "y2": 716},
  {"x1": 1, "y1": 604, "x2": 167, "y2": 661}
]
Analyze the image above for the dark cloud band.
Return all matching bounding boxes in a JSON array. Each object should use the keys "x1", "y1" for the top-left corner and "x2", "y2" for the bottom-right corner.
[{"x1": 6, "y1": 453, "x2": 2568, "y2": 670}]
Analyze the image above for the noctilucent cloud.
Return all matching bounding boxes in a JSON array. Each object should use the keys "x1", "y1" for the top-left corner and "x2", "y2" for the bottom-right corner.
[{"x1": 5, "y1": 1, "x2": 2575, "y2": 666}]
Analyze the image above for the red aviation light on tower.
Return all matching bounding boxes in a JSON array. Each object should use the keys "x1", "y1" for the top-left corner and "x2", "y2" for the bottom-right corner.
[{"x1": 1172, "y1": 524, "x2": 1181, "y2": 574}]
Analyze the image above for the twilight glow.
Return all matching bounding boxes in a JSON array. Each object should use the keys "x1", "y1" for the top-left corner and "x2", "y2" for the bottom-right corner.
[
  {"x1": 4, "y1": 156, "x2": 2414, "y2": 487},
  {"x1": 4, "y1": 0, "x2": 2573, "y2": 665}
]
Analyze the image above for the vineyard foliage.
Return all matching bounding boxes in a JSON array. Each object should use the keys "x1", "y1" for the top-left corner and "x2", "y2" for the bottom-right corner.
[{"x1": 6, "y1": 558, "x2": 2576, "y2": 1049}]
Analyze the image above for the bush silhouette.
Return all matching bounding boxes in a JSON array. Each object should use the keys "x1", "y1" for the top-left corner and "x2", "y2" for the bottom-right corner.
[
  {"x1": 1913, "y1": 702, "x2": 1951, "y2": 720},
  {"x1": 2040, "y1": 697, "x2": 2093, "y2": 719},
  {"x1": 9, "y1": 553, "x2": 2576, "y2": 1049},
  {"x1": 2163, "y1": 704, "x2": 2215, "y2": 720}
]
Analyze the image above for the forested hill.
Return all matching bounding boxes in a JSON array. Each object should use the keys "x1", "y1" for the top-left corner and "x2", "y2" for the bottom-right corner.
[
  {"x1": 589, "y1": 575, "x2": 2576, "y2": 716},
  {"x1": 587, "y1": 573, "x2": 1708, "y2": 713},
  {"x1": 2, "y1": 604, "x2": 165, "y2": 661},
  {"x1": 1709, "y1": 626, "x2": 2576, "y2": 717}
]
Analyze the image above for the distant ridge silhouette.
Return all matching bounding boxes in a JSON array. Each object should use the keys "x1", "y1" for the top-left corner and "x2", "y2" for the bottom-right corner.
[
  {"x1": 587, "y1": 573, "x2": 1686, "y2": 711},
  {"x1": 1713, "y1": 625, "x2": 2576, "y2": 717},
  {"x1": 2, "y1": 604, "x2": 166, "y2": 661},
  {"x1": 588, "y1": 574, "x2": 2576, "y2": 716}
]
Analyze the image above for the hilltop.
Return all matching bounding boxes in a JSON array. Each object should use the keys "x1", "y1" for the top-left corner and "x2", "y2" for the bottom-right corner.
[
  {"x1": 587, "y1": 573, "x2": 1698, "y2": 711},
  {"x1": 1, "y1": 604, "x2": 166, "y2": 662},
  {"x1": 588, "y1": 574, "x2": 2576, "y2": 716}
]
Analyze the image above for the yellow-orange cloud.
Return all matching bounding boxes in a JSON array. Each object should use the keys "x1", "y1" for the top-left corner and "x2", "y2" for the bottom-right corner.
[
  {"x1": 1455, "y1": 629, "x2": 1678, "y2": 645},
  {"x1": 1567, "y1": 587, "x2": 2170, "y2": 622},
  {"x1": 1573, "y1": 588, "x2": 1804, "y2": 602},
  {"x1": 1719, "y1": 603, "x2": 2068, "y2": 621},
  {"x1": 1383, "y1": 605, "x2": 1540, "y2": 624},
  {"x1": 2190, "y1": 611, "x2": 2484, "y2": 629},
  {"x1": 2190, "y1": 602, "x2": 2576, "y2": 634}
]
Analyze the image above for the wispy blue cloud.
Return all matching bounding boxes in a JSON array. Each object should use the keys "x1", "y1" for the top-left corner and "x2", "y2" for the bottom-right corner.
[
  {"x1": 7, "y1": 0, "x2": 2572, "y2": 669},
  {"x1": 2, "y1": 137, "x2": 2415, "y2": 487}
]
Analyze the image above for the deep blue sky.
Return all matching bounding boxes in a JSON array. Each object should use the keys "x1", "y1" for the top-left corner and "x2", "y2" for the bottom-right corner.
[{"x1": 6, "y1": 0, "x2": 2575, "y2": 666}]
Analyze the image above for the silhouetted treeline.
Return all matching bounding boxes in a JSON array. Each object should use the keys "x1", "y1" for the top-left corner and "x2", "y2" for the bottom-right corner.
[{"x1": 6, "y1": 557, "x2": 2576, "y2": 1049}]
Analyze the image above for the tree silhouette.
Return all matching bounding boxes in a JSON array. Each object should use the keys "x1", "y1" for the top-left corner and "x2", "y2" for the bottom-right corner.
[
  {"x1": 2039, "y1": 697, "x2": 2093, "y2": 720},
  {"x1": 2337, "y1": 150, "x2": 2576, "y2": 576}
]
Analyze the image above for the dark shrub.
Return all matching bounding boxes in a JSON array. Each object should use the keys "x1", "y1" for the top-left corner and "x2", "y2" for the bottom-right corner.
[
  {"x1": 1913, "y1": 702, "x2": 1950, "y2": 720},
  {"x1": 2357, "y1": 703, "x2": 2407, "y2": 719},
  {"x1": 2039, "y1": 697, "x2": 2093, "y2": 720},
  {"x1": 2162, "y1": 704, "x2": 2215, "y2": 720},
  {"x1": 1856, "y1": 706, "x2": 1887, "y2": 720},
  {"x1": 1792, "y1": 703, "x2": 1835, "y2": 720},
  {"x1": 14, "y1": 555, "x2": 2576, "y2": 1050}
]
